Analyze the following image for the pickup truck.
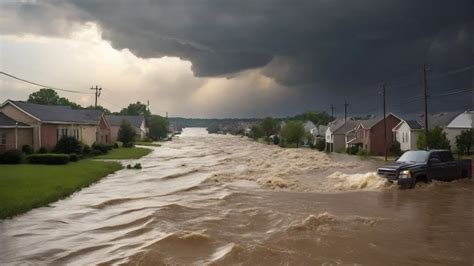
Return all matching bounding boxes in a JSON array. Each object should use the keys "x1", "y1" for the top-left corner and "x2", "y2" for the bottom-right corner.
[{"x1": 377, "y1": 150, "x2": 472, "y2": 189}]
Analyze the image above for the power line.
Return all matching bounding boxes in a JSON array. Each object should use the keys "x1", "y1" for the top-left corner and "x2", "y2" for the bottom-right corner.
[{"x1": 0, "y1": 71, "x2": 93, "y2": 95}]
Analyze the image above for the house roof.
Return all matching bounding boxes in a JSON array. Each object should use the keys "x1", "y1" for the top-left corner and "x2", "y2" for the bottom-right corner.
[
  {"x1": 405, "y1": 120, "x2": 423, "y2": 129},
  {"x1": 333, "y1": 120, "x2": 359, "y2": 134},
  {"x1": 359, "y1": 113, "x2": 402, "y2": 129},
  {"x1": 417, "y1": 111, "x2": 461, "y2": 129},
  {"x1": 0, "y1": 112, "x2": 31, "y2": 128},
  {"x1": 6, "y1": 100, "x2": 103, "y2": 124},
  {"x1": 327, "y1": 118, "x2": 346, "y2": 132},
  {"x1": 105, "y1": 115, "x2": 145, "y2": 128},
  {"x1": 446, "y1": 111, "x2": 472, "y2": 129},
  {"x1": 303, "y1": 120, "x2": 317, "y2": 132}
]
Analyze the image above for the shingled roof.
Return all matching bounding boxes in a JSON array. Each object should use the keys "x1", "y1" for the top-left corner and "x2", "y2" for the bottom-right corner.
[
  {"x1": 105, "y1": 115, "x2": 145, "y2": 128},
  {"x1": 7, "y1": 100, "x2": 103, "y2": 124},
  {"x1": 0, "y1": 112, "x2": 31, "y2": 127}
]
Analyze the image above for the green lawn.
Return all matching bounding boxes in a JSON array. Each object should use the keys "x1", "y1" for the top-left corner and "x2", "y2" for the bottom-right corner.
[
  {"x1": 94, "y1": 147, "x2": 152, "y2": 159},
  {"x1": 0, "y1": 160, "x2": 122, "y2": 219},
  {"x1": 135, "y1": 141, "x2": 162, "y2": 147}
]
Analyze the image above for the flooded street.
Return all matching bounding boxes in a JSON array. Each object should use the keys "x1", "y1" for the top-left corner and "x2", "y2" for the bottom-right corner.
[{"x1": 1, "y1": 128, "x2": 473, "y2": 265}]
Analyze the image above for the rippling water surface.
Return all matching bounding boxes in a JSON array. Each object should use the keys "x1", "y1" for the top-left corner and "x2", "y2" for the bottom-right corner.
[{"x1": 1, "y1": 128, "x2": 473, "y2": 265}]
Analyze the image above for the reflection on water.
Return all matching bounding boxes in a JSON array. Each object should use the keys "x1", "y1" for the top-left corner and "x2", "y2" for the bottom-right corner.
[{"x1": 1, "y1": 128, "x2": 472, "y2": 265}]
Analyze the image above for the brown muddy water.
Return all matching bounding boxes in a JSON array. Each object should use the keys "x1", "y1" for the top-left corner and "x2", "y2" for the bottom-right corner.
[{"x1": 1, "y1": 128, "x2": 473, "y2": 265}]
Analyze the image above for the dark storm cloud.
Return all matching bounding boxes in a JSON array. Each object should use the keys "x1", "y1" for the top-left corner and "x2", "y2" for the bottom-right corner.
[{"x1": 2, "y1": 0, "x2": 472, "y2": 114}]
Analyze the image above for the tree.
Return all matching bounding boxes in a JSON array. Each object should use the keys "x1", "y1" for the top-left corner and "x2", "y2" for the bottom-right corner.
[
  {"x1": 455, "y1": 129, "x2": 472, "y2": 156},
  {"x1": 290, "y1": 110, "x2": 332, "y2": 125},
  {"x1": 315, "y1": 138, "x2": 326, "y2": 151},
  {"x1": 249, "y1": 125, "x2": 264, "y2": 140},
  {"x1": 117, "y1": 119, "x2": 136, "y2": 145},
  {"x1": 27, "y1": 88, "x2": 82, "y2": 109},
  {"x1": 119, "y1": 102, "x2": 151, "y2": 117},
  {"x1": 148, "y1": 115, "x2": 168, "y2": 140},
  {"x1": 85, "y1": 105, "x2": 110, "y2": 114},
  {"x1": 280, "y1": 121, "x2": 305, "y2": 147},
  {"x1": 260, "y1": 117, "x2": 279, "y2": 141},
  {"x1": 416, "y1": 126, "x2": 451, "y2": 150}
]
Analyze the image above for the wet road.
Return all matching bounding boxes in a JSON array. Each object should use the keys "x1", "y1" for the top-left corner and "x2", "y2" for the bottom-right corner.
[{"x1": 1, "y1": 128, "x2": 473, "y2": 265}]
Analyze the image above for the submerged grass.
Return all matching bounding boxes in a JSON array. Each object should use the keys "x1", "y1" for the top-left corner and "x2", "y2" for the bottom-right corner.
[
  {"x1": 135, "y1": 141, "x2": 162, "y2": 147},
  {"x1": 0, "y1": 160, "x2": 122, "y2": 219},
  {"x1": 94, "y1": 147, "x2": 152, "y2": 159}
]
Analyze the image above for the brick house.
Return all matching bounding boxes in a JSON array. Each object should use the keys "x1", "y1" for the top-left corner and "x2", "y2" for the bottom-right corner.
[
  {"x1": 0, "y1": 100, "x2": 111, "y2": 151},
  {"x1": 105, "y1": 115, "x2": 148, "y2": 142},
  {"x1": 347, "y1": 113, "x2": 402, "y2": 156}
]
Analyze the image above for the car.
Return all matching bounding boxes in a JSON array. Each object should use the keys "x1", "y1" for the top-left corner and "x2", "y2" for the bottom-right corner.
[{"x1": 377, "y1": 150, "x2": 472, "y2": 189}]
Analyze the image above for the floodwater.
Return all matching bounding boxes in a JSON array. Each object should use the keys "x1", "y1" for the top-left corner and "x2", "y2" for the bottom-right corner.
[{"x1": 1, "y1": 128, "x2": 473, "y2": 265}]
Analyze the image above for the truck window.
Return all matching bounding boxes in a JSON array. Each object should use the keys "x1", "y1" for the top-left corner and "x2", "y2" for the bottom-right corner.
[
  {"x1": 439, "y1": 152, "x2": 454, "y2": 162},
  {"x1": 430, "y1": 152, "x2": 441, "y2": 161}
]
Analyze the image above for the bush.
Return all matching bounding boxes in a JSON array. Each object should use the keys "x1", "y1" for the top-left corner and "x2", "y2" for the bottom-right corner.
[
  {"x1": 357, "y1": 149, "x2": 369, "y2": 157},
  {"x1": 38, "y1": 147, "x2": 48, "y2": 154},
  {"x1": 389, "y1": 140, "x2": 402, "y2": 156},
  {"x1": 83, "y1": 144, "x2": 91, "y2": 155},
  {"x1": 141, "y1": 137, "x2": 153, "y2": 142},
  {"x1": 55, "y1": 136, "x2": 82, "y2": 154},
  {"x1": 69, "y1": 153, "x2": 79, "y2": 162},
  {"x1": 22, "y1": 145, "x2": 33, "y2": 155},
  {"x1": 92, "y1": 143, "x2": 114, "y2": 154},
  {"x1": 123, "y1": 142, "x2": 135, "y2": 148},
  {"x1": 113, "y1": 142, "x2": 119, "y2": 149},
  {"x1": 126, "y1": 164, "x2": 132, "y2": 169},
  {"x1": 27, "y1": 153, "x2": 70, "y2": 165},
  {"x1": 272, "y1": 135, "x2": 280, "y2": 145},
  {"x1": 91, "y1": 149, "x2": 104, "y2": 156},
  {"x1": 0, "y1": 149, "x2": 23, "y2": 164},
  {"x1": 133, "y1": 163, "x2": 142, "y2": 169},
  {"x1": 346, "y1": 146, "x2": 359, "y2": 155},
  {"x1": 315, "y1": 138, "x2": 326, "y2": 151}
]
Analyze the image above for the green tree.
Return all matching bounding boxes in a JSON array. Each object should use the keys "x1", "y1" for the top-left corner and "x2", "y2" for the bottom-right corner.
[
  {"x1": 27, "y1": 88, "x2": 82, "y2": 109},
  {"x1": 249, "y1": 125, "x2": 264, "y2": 140},
  {"x1": 260, "y1": 117, "x2": 279, "y2": 141},
  {"x1": 280, "y1": 121, "x2": 305, "y2": 147},
  {"x1": 119, "y1": 102, "x2": 150, "y2": 117},
  {"x1": 390, "y1": 140, "x2": 402, "y2": 156},
  {"x1": 455, "y1": 129, "x2": 472, "y2": 156},
  {"x1": 148, "y1": 115, "x2": 168, "y2": 140},
  {"x1": 290, "y1": 110, "x2": 332, "y2": 125},
  {"x1": 416, "y1": 126, "x2": 451, "y2": 150},
  {"x1": 117, "y1": 119, "x2": 137, "y2": 145},
  {"x1": 85, "y1": 105, "x2": 110, "y2": 114}
]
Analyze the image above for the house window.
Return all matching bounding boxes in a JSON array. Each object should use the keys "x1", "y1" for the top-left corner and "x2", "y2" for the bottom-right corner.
[
  {"x1": 57, "y1": 128, "x2": 68, "y2": 141},
  {"x1": 0, "y1": 131, "x2": 6, "y2": 145},
  {"x1": 71, "y1": 129, "x2": 79, "y2": 140}
]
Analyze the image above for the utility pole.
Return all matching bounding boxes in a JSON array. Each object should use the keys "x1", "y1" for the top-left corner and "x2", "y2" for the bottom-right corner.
[
  {"x1": 166, "y1": 111, "x2": 169, "y2": 135},
  {"x1": 90, "y1": 85, "x2": 102, "y2": 108},
  {"x1": 331, "y1": 104, "x2": 335, "y2": 121},
  {"x1": 382, "y1": 83, "x2": 387, "y2": 162},
  {"x1": 344, "y1": 100, "x2": 349, "y2": 123},
  {"x1": 422, "y1": 64, "x2": 429, "y2": 150}
]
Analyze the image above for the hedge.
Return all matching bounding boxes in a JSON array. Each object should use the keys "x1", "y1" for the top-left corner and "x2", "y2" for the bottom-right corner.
[
  {"x1": 0, "y1": 150, "x2": 23, "y2": 164},
  {"x1": 27, "y1": 154, "x2": 70, "y2": 165}
]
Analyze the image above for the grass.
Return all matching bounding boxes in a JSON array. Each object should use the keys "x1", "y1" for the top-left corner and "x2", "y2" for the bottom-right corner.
[
  {"x1": 0, "y1": 160, "x2": 122, "y2": 219},
  {"x1": 135, "y1": 141, "x2": 161, "y2": 147},
  {"x1": 94, "y1": 147, "x2": 152, "y2": 159}
]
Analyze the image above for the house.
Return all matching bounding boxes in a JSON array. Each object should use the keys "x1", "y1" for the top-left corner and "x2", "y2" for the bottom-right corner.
[
  {"x1": 0, "y1": 100, "x2": 111, "y2": 151},
  {"x1": 0, "y1": 113, "x2": 33, "y2": 153},
  {"x1": 303, "y1": 121, "x2": 317, "y2": 133},
  {"x1": 444, "y1": 111, "x2": 473, "y2": 150},
  {"x1": 105, "y1": 115, "x2": 148, "y2": 142},
  {"x1": 325, "y1": 119, "x2": 358, "y2": 152},
  {"x1": 392, "y1": 120, "x2": 423, "y2": 151},
  {"x1": 303, "y1": 121, "x2": 327, "y2": 145},
  {"x1": 349, "y1": 113, "x2": 401, "y2": 156}
]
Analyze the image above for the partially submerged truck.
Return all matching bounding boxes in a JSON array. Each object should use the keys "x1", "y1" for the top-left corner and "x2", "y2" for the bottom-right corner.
[{"x1": 377, "y1": 150, "x2": 472, "y2": 189}]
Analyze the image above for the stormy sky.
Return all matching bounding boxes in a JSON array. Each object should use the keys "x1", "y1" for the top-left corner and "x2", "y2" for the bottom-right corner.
[{"x1": 0, "y1": 0, "x2": 472, "y2": 118}]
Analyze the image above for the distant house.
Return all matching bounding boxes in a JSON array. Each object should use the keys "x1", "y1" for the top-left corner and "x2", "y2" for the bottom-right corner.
[
  {"x1": 348, "y1": 113, "x2": 401, "y2": 156},
  {"x1": 105, "y1": 115, "x2": 148, "y2": 142},
  {"x1": 0, "y1": 100, "x2": 110, "y2": 151},
  {"x1": 326, "y1": 119, "x2": 358, "y2": 152},
  {"x1": 392, "y1": 120, "x2": 423, "y2": 151},
  {"x1": 303, "y1": 121, "x2": 317, "y2": 133},
  {"x1": 444, "y1": 111, "x2": 473, "y2": 150},
  {"x1": 303, "y1": 121, "x2": 327, "y2": 145}
]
